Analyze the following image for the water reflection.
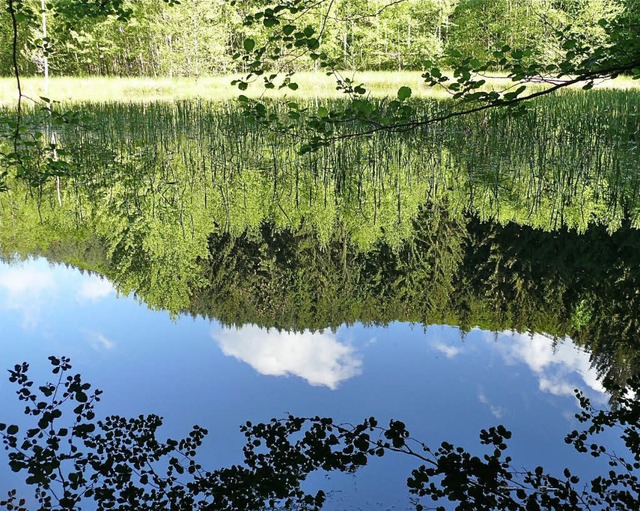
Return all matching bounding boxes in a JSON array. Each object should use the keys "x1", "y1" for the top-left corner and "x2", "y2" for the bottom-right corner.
[
  {"x1": 494, "y1": 331, "x2": 606, "y2": 398},
  {"x1": 212, "y1": 325, "x2": 362, "y2": 389},
  {"x1": 78, "y1": 275, "x2": 114, "y2": 301},
  {"x1": 0, "y1": 258, "x2": 616, "y2": 509},
  {"x1": 85, "y1": 330, "x2": 116, "y2": 351},
  {"x1": 430, "y1": 329, "x2": 606, "y2": 400},
  {"x1": 0, "y1": 263, "x2": 56, "y2": 329},
  {"x1": 0, "y1": 258, "x2": 612, "y2": 403},
  {"x1": 1, "y1": 97, "x2": 639, "y2": 394}
]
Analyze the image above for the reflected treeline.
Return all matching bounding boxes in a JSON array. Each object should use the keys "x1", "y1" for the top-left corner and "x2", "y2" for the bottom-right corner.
[
  {"x1": 1, "y1": 91, "x2": 640, "y2": 387},
  {"x1": 191, "y1": 211, "x2": 640, "y2": 389}
]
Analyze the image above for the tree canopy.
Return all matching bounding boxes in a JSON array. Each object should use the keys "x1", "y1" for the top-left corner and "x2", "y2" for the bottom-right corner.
[
  {"x1": 227, "y1": 0, "x2": 640, "y2": 150},
  {"x1": 2, "y1": 0, "x2": 638, "y2": 79}
]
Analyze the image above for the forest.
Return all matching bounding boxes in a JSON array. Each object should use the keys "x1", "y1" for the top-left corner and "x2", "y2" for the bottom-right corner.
[
  {"x1": 0, "y1": 0, "x2": 631, "y2": 78},
  {"x1": 2, "y1": 1, "x2": 640, "y2": 510}
]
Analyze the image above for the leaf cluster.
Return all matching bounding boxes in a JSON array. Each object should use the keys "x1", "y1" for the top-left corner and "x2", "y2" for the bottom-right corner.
[
  {"x1": 2, "y1": 358, "x2": 640, "y2": 510},
  {"x1": 229, "y1": 0, "x2": 640, "y2": 153}
]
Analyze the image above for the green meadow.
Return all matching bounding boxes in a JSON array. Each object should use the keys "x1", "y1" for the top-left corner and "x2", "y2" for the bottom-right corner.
[{"x1": 1, "y1": 71, "x2": 638, "y2": 106}]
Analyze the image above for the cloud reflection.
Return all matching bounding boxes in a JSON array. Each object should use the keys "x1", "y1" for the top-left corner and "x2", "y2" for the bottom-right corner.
[
  {"x1": 0, "y1": 266, "x2": 55, "y2": 295},
  {"x1": 0, "y1": 265, "x2": 56, "y2": 329},
  {"x1": 86, "y1": 331, "x2": 116, "y2": 351},
  {"x1": 478, "y1": 390, "x2": 505, "y2": 419},
  {"x1": 433, "y1": 342, "x2": 461, "y2": 358},
  {"x1": 78, "y1": 275, "x2": 114, "y2": 301},
  {"x1": 493, "y1": 331, "x2": 605, "y2": 397},
  {"x1": 212, "y1": 325, "x2": 362, "y2": 389}
]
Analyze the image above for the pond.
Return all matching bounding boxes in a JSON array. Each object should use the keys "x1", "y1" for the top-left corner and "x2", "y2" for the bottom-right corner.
[{"x1": 0, "y1": 91, "x2": 639, "y2": 509}]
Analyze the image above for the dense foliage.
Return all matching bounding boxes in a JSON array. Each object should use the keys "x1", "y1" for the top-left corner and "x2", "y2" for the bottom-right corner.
[
  {"x1": 0, "y1": 0, "x2": 636, "y2": 77},
  {"x1": 1, "y1": 357, "x2": 640, "y2": 510}
]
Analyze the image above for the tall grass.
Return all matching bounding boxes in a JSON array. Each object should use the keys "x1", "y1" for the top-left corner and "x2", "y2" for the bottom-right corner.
[{"x1": 1, "y1": 72, "x2": 638, "y2": 106}]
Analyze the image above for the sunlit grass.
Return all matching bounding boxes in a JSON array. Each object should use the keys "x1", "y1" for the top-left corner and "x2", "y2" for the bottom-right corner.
[
  {"x1": 1, "y1": 71, "x2": 637, "y2": 105},
  {"x1": 0, "y1": 72, "x2": 447, "y2": 105}
]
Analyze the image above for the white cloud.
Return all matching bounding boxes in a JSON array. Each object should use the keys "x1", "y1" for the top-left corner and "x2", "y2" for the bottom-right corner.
[
  {"x1": 0, "y1": 266, "x2": 55, "y2": 295},
  {"x1": 212, "y1": 325, "x2": 362, "y2": 389},
  {"x1": 432, "y1": 342, "x2": 461, "y2": 358},
  {"x1": 86, "y1": 331, "x2": 115, "y2": 351},
  {"x1": 0, "y1": 266, "x2": 56, "y2": 329},
  {"x1": 78, "y1": 275, "x2": 114, "y2": 301},
  {"x1": 428, "y1": 327, "x2": 606, "y2": 401},
  {"x1": 478, "y1": 390, "x2": 505, "y2": 419},
  {"x1": 492, "y1": 331, "x2": 606, "y2": 398}
]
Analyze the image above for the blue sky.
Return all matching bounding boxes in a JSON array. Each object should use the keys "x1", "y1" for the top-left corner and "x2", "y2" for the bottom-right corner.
[{"x1": 0, "y1": 257, "x2": 620, "y2": 510}]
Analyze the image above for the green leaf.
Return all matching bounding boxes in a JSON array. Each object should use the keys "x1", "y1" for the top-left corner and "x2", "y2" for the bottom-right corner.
[
  {"x1": 353, "y1": 100, "x2": 372, "y2": 115},
  {"x1": 264, "y1": 17, "x2": 277, "y2": 28},
  {"x1": 283, "y1": 25, "x2": 295, "y2": 36},
  {"x1": 317, "y1": 107, "x2": 329, "y2": 118},
  {"x1": 397, "y1": 86, "x2": 412, "y2": 101},
  {"x1": 244, "y1": 39, "x2": 255, "y2": 52},
  {"x1": 9, "y1": 461, "x2": 24, "y2": 473}
]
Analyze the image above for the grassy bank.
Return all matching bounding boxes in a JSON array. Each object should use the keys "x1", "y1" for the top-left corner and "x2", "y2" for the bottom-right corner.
[
  {"x1": 1, "y1": 71, "x2": 637, "y2": 105},
  {"x1": 0, "y1": 72, "x2": 436, "y2": 105}
]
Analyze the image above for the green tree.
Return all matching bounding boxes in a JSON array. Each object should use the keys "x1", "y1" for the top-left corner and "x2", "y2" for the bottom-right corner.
[{"x1": 232, "y1": 0, "x2": 639, "y2": 151}]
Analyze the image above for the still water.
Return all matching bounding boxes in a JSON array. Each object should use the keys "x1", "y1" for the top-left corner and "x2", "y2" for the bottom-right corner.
[
  {"x1": 0, "y1": 92, "x2": 638, "y2": 508},
  {"x1": 0, "y1": 258, "x2": 613, "y2": 509}
]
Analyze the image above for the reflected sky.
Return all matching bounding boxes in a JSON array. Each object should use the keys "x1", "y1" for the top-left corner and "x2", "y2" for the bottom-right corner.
[
  {"x1": 212, "y1": 325, "x2": 363, "y2": 389},
  {"x1": 0, "y1": 258, "x2": 620, "y2": 510}
]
